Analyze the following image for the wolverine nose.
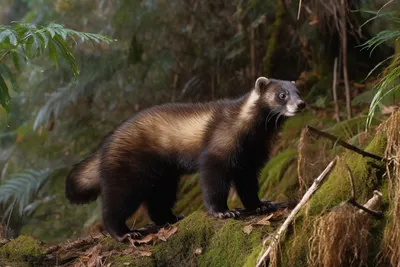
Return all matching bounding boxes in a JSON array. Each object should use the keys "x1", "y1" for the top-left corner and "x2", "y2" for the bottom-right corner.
[{"x1": 297, "y1": 101, "x2": 306, "y2": 110}]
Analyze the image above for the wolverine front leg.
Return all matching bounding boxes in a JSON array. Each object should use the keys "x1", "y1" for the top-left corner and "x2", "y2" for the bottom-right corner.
[
  {"x1": 199, "y1": 152, "x2": 239, "y2": 219},
  {"x1": 232, "y1": 171, "x2": 277, "y2": 215}
]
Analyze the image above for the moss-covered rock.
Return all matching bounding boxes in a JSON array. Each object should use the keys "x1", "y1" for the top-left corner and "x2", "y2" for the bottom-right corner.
[
  {"x1": 309, "y1": 131, "x2": 386, "y2": 215},
  {"x1": 0, "y1": 235, "x2": 46, "y2": 267},
  {"x1": 152, "y1": 211, "x2": 277, "y2": 267},
  {"x1": 152, "y1": 211, "x2": 214, "y2": 266},
  {"x1": 277, "y1": 130, "x2": 387, "y2": 266},
  {"x1": 109, "y1": 254, "x2": 154, "y2": 267}
]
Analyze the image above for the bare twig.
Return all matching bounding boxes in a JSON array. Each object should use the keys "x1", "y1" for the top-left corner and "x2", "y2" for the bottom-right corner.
[
  {"x1": 345, "y1": 164, "x2": 384, "y2": 219},
  {"x1": 256, "y1": 157, "x2": 338, "y2": 267},
  {"x1": 345, "y1": 163, "x2": 356, "y2": 200},
  {"x1": 306, "y1": 125, "x2": 384, "y2": 162},
  {"x1": 297, "y1": 0, "x2": 302, "y2": 20},
  {"x1": 332, "y1": 57, "x2": 340, "y2": 122}
]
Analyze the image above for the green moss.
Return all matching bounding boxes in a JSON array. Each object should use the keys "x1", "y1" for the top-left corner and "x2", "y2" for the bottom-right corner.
[
  {"x1": 0, "y1": 235, "x2": 46, "y2": 266},
  {"x1": 174, "y1": 182, "x2": 204, "y2": 216},
  {"x1": 308, "y1": 132, "x2": 386, "y2": 215},
  {"x1": 152, "y1": 211, "x2": 215, "y2": 267},
  {"x1": 259, "y1": 149, "x2": 297, "y2": 195},
  {"x1": 152, "y1": 211, "x2": 274, "y2": 267},
  {"x1": 278, "y1": 131, "x2": 388, "y2": 266},
  {"x1": 199, "y1": 220, "x2": 264, "y2": 267},
  {"x1": 109, "y1": 254, "x2": 154, "y2": 267},
  {"x1": 99, "y1": 236, "x2": 129, "y2": 251}
]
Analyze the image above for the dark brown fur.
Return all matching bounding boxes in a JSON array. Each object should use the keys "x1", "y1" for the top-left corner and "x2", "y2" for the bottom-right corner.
[{"x1": 65, "y1": 77, "x2": 305, "y2": 241}]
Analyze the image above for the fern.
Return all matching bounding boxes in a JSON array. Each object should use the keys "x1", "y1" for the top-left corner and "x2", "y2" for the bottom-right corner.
[
  {"x1": 361, "y1": 10, "x2": 400, "y2": 130},
  {"x1": 0, "y1": 167, "x2": 63, "y2": 220},
  {"x1": 0, "y1": 22, "x2": 115, "y2": 116}
]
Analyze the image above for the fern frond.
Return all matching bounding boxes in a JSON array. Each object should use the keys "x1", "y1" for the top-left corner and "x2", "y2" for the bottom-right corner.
[
  {"x1": 33, "y1": 52, "x2": 123, "y2": 130},
  {"x1": 0, "y1": 167, "x2": 63, "y2": 219},
  {"x1": 361, "y1": 15, "x2": 400, "y2": 130},
  {"x1": 0, "y1": 22, "x2": 115, "y2": 116}
]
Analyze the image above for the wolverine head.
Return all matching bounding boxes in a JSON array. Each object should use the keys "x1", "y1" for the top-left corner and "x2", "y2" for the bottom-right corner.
[{"x1": 254, "y1": 76, "x2": 306, "y2": 117}]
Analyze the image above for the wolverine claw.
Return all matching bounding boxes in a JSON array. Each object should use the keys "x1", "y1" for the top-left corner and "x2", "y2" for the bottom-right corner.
[
  {"x1": 255, "y1": 200, "x2": 277, "y2": 214},
  {"x1": 209, "y1": 210, "x2": 239, "y2": 219},
  {"x1": 117, "y1": 231, "x2": 142, "y2": 242}
]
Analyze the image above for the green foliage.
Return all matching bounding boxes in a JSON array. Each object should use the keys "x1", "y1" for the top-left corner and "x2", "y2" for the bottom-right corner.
[
  {"x1": 0, "y1": 22, "x2": 114, "y2": 115},
  {"x1": 0, "y1": 167, "x2": 64, "y2": 220},
  {"x1": 361, "y1": 8, "x2": 400, "y2": 130}
]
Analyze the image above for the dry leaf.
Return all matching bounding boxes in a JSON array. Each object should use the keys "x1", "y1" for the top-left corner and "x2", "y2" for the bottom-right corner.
[
  {"x1": 139, "y1": 250, "x2": 152, "y2": 257},
  {"x1": 382, "y1": 105, "x2": 399, "y2": 115},
  {"x1": 243, "y1": 225, "x2": 253, "y2": 235},
  {"x1": 135, "y1": 234, "x2": 155, "y2": 245},
  {"x1": 157, "y1": 226, "x2": 178, "y2": 241},
  {"x1": 254, "y1": 214, "x2": 273, "y2": 226},
  {"x1": 309, "y1": 16, "x2": 318, "y2": 25},
  {"x1": 86, "y1": 244, "x2": 102, "y2": 267}
]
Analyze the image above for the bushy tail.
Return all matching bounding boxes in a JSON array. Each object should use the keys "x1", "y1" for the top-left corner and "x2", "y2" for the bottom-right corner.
[{"x1": 65, "y1": 152, "x2": 101, "y2": 204}]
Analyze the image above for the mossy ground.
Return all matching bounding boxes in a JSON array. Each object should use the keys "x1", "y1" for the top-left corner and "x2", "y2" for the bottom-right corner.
[{"x1": 0, "y1": 235, "x2": 46, "y2": 267}]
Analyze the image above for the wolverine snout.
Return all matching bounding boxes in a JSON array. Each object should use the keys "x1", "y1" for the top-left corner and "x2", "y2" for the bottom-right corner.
[{"x1": 297, "y1": 100, "x2": 306, "y2": 110}]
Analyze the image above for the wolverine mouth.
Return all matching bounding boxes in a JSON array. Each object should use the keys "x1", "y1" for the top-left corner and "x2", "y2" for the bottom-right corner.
[{"x1": 284, "y1": 111, "x2": 296, "y2": 117}]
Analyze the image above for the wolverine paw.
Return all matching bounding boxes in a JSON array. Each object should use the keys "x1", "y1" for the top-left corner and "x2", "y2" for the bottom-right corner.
[
  {"x1": 116, "y1": 231, "x2": 142, "y2": 242},
  {"x1": 255, "y1": 200, "x2": 278, "y2": 214},
  {"x1": 208, "y1": 210, "x2": 240, "y2": 219}
]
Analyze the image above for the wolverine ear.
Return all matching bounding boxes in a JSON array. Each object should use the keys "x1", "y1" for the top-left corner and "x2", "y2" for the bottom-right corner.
[{"x1": 255, "y1": 77, "x2": 271, "y2": 93}]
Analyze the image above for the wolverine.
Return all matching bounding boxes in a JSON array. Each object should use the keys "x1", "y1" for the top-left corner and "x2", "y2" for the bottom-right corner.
[{"x1": 65, "y1": 77, "x2": 306, "y2": 242}]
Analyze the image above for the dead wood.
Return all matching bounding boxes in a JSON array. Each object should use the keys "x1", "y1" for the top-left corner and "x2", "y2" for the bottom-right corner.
[
  {"x1": 345, "y1": 164, "x2": 384, "y2": 218},
  {"x1": 255, "y1": 156, "x2": 338, "y2": 267},
  {"x1": 306, "y1": 125, "x2": 384, "y2": 162}
]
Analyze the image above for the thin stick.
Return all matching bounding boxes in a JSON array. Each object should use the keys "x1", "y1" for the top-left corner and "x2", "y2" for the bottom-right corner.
[
  {"x1": 306, "y1": 125, "x2": 384, "y2": 162},
  {"x1": 345, "y1": 164, "x2": 383, "y2": 218},
  {"x1": 256, "y1": 157, "x2": 338, "y2": 267},
  {"x1": 358, "y1": 190, "x2": 383, "y2": 215},
  {"x1": 332, "y1": 57, "x2": 340, "y2": 122},
  {"x1": 297, "y1": 0, "x2": 302, "y2": 20},
  {"x1": 345, "y1": 163, "x2": 356, "y2": 200}
]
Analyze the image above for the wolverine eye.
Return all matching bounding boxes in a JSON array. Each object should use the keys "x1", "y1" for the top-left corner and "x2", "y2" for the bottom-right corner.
[{"x1": 279, "y1": 93, "x2": 287, "y2": 100}]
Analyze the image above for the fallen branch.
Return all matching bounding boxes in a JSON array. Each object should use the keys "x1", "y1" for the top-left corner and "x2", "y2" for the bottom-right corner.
[
  {"x1": 255, "y1": 157, "x2": 338, "y2": 267},
  {"x1": 345, "y1": 164, "x2": 384, "y2": 219},
  {"x1": 306, "y1": 125, "x2": 384, "y2": 162},
  {"x1": 358, "y1": 190, "x2": 383, "y2": 215}
]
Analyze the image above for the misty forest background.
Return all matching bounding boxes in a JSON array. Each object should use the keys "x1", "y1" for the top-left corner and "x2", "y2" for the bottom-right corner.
[{"x1": 0, "y1": 0, "x2": 400, "y2": 262}]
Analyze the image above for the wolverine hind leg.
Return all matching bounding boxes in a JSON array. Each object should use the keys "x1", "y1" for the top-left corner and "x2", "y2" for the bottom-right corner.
[{"x1": 101, "y1": 171, "x2": 145, "y2": 242}]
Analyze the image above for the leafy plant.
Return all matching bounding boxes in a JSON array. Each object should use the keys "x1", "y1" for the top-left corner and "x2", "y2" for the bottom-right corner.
[
  {"x1": 0, "y1": 22, "x2": 114, "y2": 116},
  {"x1": 361, "y1": 7, "x2": 400, "y2": 130},
  {"x1": 0, "y1": 167, "x2": 64, "y2": 220}
]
